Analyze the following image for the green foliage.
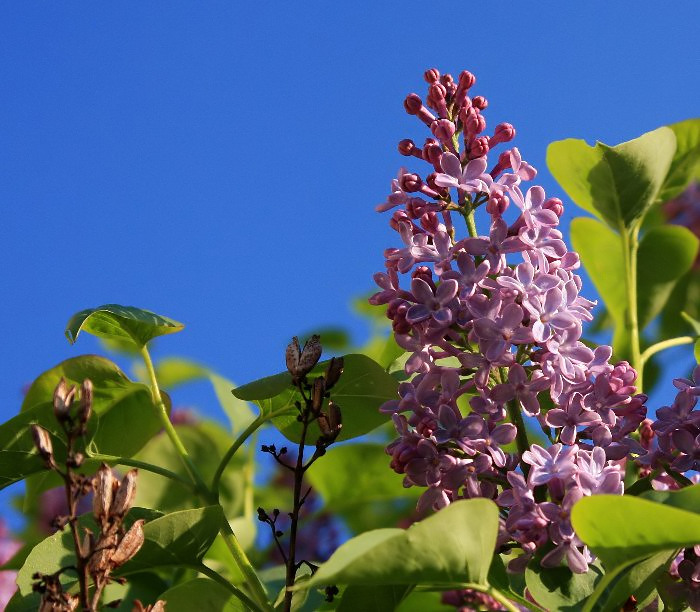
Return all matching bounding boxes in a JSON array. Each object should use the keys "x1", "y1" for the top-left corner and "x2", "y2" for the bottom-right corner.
[
  {"x1": 157, "y1": 578, "x2": 245, "y2": 611},
  {"x1": 637, "y1": 225, "x2": 698, "y2": 329},
  {"x1": 547, "y1": 126, "x2": 676, "y2": 228},
  {"x1": 233, "y1": 354, "x2": 397, "y2": 443},
  {"x1": 524, "y1": 559, "x2": 603, "y2": 611},
  {"x1": 658, "y1": 118, "x2": 700, "y2": 202},
  {"x1": 306, "y1": 443, "x2": 420, "y2": 532},
  {"x1": 571, "y1": 486, "x2": 700, "y2": 570},
  {"x1": 65, "y1": 304, "x2": 184, "y2": 348},
  {"x1": 0, "y1": 356, "x2": 163, "y2": 490},
  {"x1": 299, "y1": 498, "x2": 499, "y2": 590},
  {"x1": 337, "y1": 584, "x2": 412, "y2": 611}
]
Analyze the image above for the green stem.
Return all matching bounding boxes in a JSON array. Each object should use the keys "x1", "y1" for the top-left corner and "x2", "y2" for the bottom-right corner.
[
  {"x1": 88, "y1": 452, "x2": 196, "y2": 491},
  {"x1": 620, "y1": 222, "x2": 642, "y2": 389},
  {"x1": 140, "y1": 345, "x2": 209, "y2": 493},
  {"x1": 641, "y1": 336, "x2": 694, "y2": 364},
  {"x1": 195, "y1": 563, "x2": 260, "y2": 611},
  {"x1": 211, "y1": 408, "x2": 293, "y2": 494},
  {"x1": 219, "y1": 519, "x2": 273, "y2": 611},
  {"x1": 462, "y1": 207, "x2": 478, "y2": 237}
]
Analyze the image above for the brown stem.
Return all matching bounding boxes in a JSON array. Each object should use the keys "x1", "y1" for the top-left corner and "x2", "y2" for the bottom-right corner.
[
  {"x1": 63, "y1": 435, "x2": 91, "y2": 610},
  {"x1": 284, "y1": 386, "x2": 312, "y2": 612}
]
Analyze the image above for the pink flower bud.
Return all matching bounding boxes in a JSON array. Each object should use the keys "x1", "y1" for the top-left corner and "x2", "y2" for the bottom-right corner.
[
  {"x1": 440, "y1": 73, "x2": 457, "y2": 97},
  {"x1": 399, "y1": 172, "x2": 423, "y2": 193},
  {"x1": 428, "y1": 82, "x2": 448, "y2": 116},
  {"x1": 422, "y1": 140, "x2": 443, "y2": 167},
  {"x1": 431, "y1": 119, "x2": 456, "y2": 143},
  {"x1": 456, "y1": 70, "x2": 476, "y2": 98},
  {"x1": 490, "y1": 123, "x2": 516, "y2": 147},
  {"x1": 543, "y1": 197, "x2": 564, "y2": 217},
  {"x1": 403, "y1": 93, "x2": 423, "y2": 115},
  {"x1": 398, "y1": 138, "x2": 422, "y2": 158},
  {"x1": 472, "y1": 95, "x2": 488, "y2": 110},
  {"x1": 423, "y1": 68, "x2": 440, "y2": 83},
  {"x1": 487, "y1": 189, "x2": 509, "y2": 215},
  {"x1": 469, "y1": 136, "x2": 490, "y2": 159}
]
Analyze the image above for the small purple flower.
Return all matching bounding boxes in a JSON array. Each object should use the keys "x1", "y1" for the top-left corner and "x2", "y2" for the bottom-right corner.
[
  {"x1": 406, "y1": 278, "x2": 459, "y2": 327},
  {"x1": 546, "y1": 394, "x2": 601, "y2": 445},
  {"x1": 434, "y1": 153, "x2": 490, "y2": 195},
  {"x1": 463, "y1": 217, "x2": 524, "y2": 273},
  {"x1": 490, "y1": 364, "x2": 550, "y2": 416},
  {"x1": 522, "y1": 443, "x2": 578, "y2": 486}
]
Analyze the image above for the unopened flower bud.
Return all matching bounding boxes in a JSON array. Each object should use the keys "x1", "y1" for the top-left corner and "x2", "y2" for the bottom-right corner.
[
  {"x1": 490, "y1": 123, "x2": 516, "y2": 147},
  {"x1": 111, "y1": 469, "x2": 138, "y2": 517},
  {"x1": 110, "y1": 519, "x2": 145, "y2": 567},
  {"x1": 431, "y1": 119, "x2": 456, "y2": 143},
  {"x1": 403, "y1": 93, "x2": 423, "y2": 115},
  {"x1": 423, "y1": 68, "x2": 440, "y2": 83},
  {"x1": 311, "y1": 377, "x2": 325, "y2": 413},
  {"x1": 53, "y1": 378, "x2": 76, "y2": 422},
  {"x1": 93, "y1": 463, "x2": 115, "y2": 522},
  {"x1": 469, "y1": 136, "x2": 490, "y2": 160},
  {"x1": 472, "y1": 95, "x2": 488, "y2": 110},
  {"x1": 324, "y1": 357, "x2": 344, "y2": 390},
  {"x1": 543, "y1": 197, "x2": 564, "y2": 217},
  {"x1": 31, "y1": 425, "x2": 54, "y2": 466},
  {"x1": 487, "y1": 189, "x2": 510, "y2": 216},
  {"x1": 398, "y1": 139, "x2": 416, "y2": 156},
  {"x1": 398, "y1": 172, "x2": 423, "y2": 193},
  {"x1": 422, "y1": 141, "x2": 443, "y2": 167}
]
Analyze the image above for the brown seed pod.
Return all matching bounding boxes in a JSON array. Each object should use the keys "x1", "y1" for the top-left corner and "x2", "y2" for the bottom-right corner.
[
  {"x1": 324, "y1": 356, "x2": 344, "y2": 390},
  {"x1": 53, "y1": 377, "x2": 77, "y2": 421},
  {"x1": 93, "y1": 464, "x2": 115, "y2": 522},
  {"x1": 110, "y1": 519, "x2": 145, "y2": 567},
  {"x1": 30, "y1": 425, "x2": 55, "y2": 466},
  {"x1": 111, "y1": 469, "x2": 138, "y2": 518}
]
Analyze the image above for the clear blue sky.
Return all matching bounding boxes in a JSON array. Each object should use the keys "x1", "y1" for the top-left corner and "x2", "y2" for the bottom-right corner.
[{"x1": 1, "y1": 2, "x2": 698, "y2": 521}]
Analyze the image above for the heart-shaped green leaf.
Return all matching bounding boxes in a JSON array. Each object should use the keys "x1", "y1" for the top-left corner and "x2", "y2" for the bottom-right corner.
[
  {"x1": 657, "y1": 118, "x2": 700, "y2": 203},
  {"x1": 65, "y1": 304, "x2": 184, "y2": 348},
  {"x1": 157, "y1": 577, "x2": 245, "y2": 611},
  {"x1": 548, "y1": 126, "x2": 676, "y2": 229}
]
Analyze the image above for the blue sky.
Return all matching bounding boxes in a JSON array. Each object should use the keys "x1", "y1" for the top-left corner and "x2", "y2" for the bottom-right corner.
[{"x1": 1, "y1": 3, "x2": 699, "y2": 522}]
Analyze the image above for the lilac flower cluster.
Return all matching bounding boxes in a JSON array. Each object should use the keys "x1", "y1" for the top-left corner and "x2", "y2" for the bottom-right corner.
[{"x1": 371, "y1": 68, "x2": 650, "y2": 574}]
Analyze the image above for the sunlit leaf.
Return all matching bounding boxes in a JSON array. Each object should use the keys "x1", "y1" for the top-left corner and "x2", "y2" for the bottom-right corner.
[{"x1": 65, "y1": 304, "x2": 184, "y2": 348}]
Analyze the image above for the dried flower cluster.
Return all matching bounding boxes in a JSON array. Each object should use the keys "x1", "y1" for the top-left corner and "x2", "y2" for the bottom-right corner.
[
  {"x1": 371, "y1": 67, "x2": 651, "y2": 574},
  {"x1": 29, "y1": 378, "x2": 164, "y2": 611}
]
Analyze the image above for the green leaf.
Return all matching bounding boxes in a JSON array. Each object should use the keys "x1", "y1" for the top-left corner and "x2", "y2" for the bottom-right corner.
[
  {"x1": 157, "y1": 577, "x2": 245, "y2": 611},
  {"x1": 16, "y1": 507, "x2": 162, "y2": 595},
  {"x1": 306, "y1": 443, "x2": 420, "y2": 532},
  {"x1": 134, "y1": 422, "x2": 246, "y2": 517},
  {"x1": 153, "y1": 357, "x2": 210, "y2": 388},
  {"x1": 570, "y1": 493, "x2": 700, "y2": 570},
  {"x1": 120, "y1": 505, "x2": 224, "y2": 573},
  {"x1": 5, "y1": 591, "x2": 42, "y2": 612},
  {"x1": 11, "y1": 356, "x2": 164, "y2": 476},
  {"x1": 235, "y1": 354, "x2": 397, "y2": 443},
  {"x1": 65, "y1": 304, "x2": 184, "y2": 348},
  {"x1": 338, "y1": 585, "x2": 412, "y2": 611},
  {"x1": 570, "y1": 217, "x2": 626, "y2": 323},
  {"x1": 658, "y1": 118, "x2": 700, "y2": 203},
  {"x1": 548, "y1": 127, "x2": 676, "y2": 228},
  {"x1": 299, "y1": 498, "x2": 499, "y2": 589},
  {"x1": 395, "y1": 591, "x2": 453, "y2": 611},
  {"x1": 600, "y1": 550, "x2": 675, "y2": 612},
  {"x1": 637, "y1": 225, "x2": 699, "y2": 329},
  {"x1": 640, "y1": 482, "x2": 700, "y2": 510},
  {"x1": 524, "y1": 558, "x2": 603, "y2": 611},
  {"x1": 101, "y1": 572, "x2": 169, "y2": 611},
  {"x1": 210, "y1": 374, "x2": 256, "y2": 436}
]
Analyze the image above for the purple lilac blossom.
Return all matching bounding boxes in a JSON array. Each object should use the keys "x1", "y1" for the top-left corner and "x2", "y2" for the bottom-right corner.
[
  {"x1": 0, "y1": 520, "x2": 20, "y2": 608},
  {"x1": 371, "y1": 68, "x2": 651, "y2": 577}
]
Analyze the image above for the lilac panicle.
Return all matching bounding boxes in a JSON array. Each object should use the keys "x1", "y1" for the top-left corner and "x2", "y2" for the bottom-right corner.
[{"x1": 371, "y1": 68, "x2": 651, "y2": 577}]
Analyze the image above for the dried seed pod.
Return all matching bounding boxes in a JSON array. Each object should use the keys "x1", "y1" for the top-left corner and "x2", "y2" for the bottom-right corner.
[
  {"x1": 285, "y1": 337, "x2": 302, "y2": 376},
  {"x1": 297, "y1": 335, "x2": 322, "y2": 376},
  {"x1": 53, "y1": 378, "x2": 76, "y2": 422},
  {"x1": 93, "y1": 463, "x2": 115, "y2": 522},
  {"x1": 150, "y1": 601, "x2": 166, "y2": 612},
  {"x1": 111, "y1": 519, "x2": 145, "y2": 567},
  {"x1": 324, "y1": 356, "x2": 344, "y2": 390},
  {"x1": 328, "y1": 401, "x2": 342, "y2": 435},
  {"x1": 311, "y1": 377, "x2": 325, "y2": 413},
  {"x1": 31, "y1": 425, "x2": 55, "y2": 466},
  {"x1": 111, "y1": 469, "x2": 138, "y2": 518},
  {"x1": 78, "y1": 379, "x2": 93, "y2": 431},
  {"x1": 88, "y1": 533, "x2": 118, "y2": 575}
]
